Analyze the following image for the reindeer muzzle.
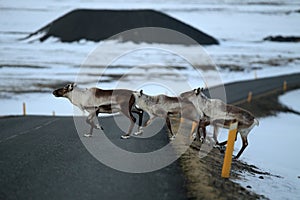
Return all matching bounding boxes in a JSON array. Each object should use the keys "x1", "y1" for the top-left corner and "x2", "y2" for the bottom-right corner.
[{"x1": 53, "y1": 89, "x2": 62, "y2": 97}]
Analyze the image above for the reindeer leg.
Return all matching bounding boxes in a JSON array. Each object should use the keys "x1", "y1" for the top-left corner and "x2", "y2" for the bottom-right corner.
[
  {"x1": 212, "y1": 125, "x2": 226, "y2": 153},
  {"x1": 84, "y1": 112, "x2": 96, "y2": 137},
  {"x1": 217, "y1": 140, "x2": 227, "y2": 146},
  {"x1": 234, "y1": 134, "x2": 248, "y2": 159},
  {"x1": 144, "y1": 116, "x2": 155, "y2": 127},
  {"x1": 198, "y1": 122, "x2": 207, "y2": 143},
  {"x1": 90, "y1": 110, "x2": 102, "y2": 130},
  {"x1": 95, "y1": 109, "x2": 104, "y2": 130},
  {"x1": 123, "y1": 120, "x2": 135, "y2": 139},
  {"x1": 120, "y1": 103, "x2": 136, "y2": 139},
  {"x1": 165, "y1": 114, "x2": 175, "y2": 140},
  {"x1": 202, "y1": 127, "x2": 208, "y2": 142},
  {"x1": 132, "y1": 107, "x2": 144, "y2": 135},
  {"x1": 191, "y1": 120, "x2": 201, "y2": 142},
  {"x1": 213, "y1": 125, "x2": 221, "y2": 145},
  {"x1": 197, "y1": 119, "x2": 207, "y2": 143},
  {"x1": 137, "y1": 108, "x2": 143, "y2": 128},
  {"x1": 137, "y1": 109, "x2": 144, "y2": 134},
  {"x1": 86, "y1": 124, "x2": 94, "y2": 137},
  {"x1": 217, "y1": 131, "x2": 238, "y2": 146},
  {"x1": 216, "y1": 134, "x2": 228, "y2": 154}
]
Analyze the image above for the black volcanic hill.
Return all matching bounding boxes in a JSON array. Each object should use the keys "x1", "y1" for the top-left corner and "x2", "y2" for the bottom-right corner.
[{"x1": 26, "y1": 9, "x2": 219, "y2": 45}]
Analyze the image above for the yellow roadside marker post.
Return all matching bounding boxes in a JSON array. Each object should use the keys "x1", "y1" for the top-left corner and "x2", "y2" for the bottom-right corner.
[
  {"x1": 23, "y1": 102, "x2": 26, "y2": 116},
  {"x1": 283, "y1": 81, "x2": 287, "y2": 92},
  {"x1": 247, "y1": 91, "x2": 252, "y2": 103},
  {"x1": 221, "y1": 121, "x2": 238, "y2": 178}
]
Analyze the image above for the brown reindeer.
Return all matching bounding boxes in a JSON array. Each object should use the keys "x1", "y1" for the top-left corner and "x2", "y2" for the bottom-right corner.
[
  {"x1": 53, "y1": 83, "x2": 143, "y2": 138},
  {"x1": 180, "y1": 88, "x2": 259, "y2": 159},
  {"x1": 133, "y1": 90, "x2": 205, "y2": 140}
]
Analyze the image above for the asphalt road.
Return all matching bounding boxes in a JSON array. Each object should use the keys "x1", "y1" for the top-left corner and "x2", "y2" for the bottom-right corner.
[
  {"x1": 212, "y1": 72, "x2": 300, "y2": 104},
  {"x1": 0, "y1": 73, "x2": 299, "y2": 200},
  {"x1": 0, "y1": 116, "x2": 187, "y2": 200}
]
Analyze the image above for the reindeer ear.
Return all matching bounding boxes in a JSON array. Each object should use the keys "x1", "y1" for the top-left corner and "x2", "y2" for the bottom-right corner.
[
  {"x1": 140, "y1": 90, "x2": 143, "y2": 96},
  {"x1": 67, "y1": 83, "x2": 74, "y2": 91},
  {"x1": 195, "y1": 87, "x2": 200, "y2": 95}
]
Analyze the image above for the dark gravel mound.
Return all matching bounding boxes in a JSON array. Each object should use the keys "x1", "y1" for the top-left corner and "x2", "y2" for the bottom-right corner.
[
  {"x1": 25, "y1": 9, "x2": 219, "y2": 45},
  {"x1": 264, "y1": 35, "x2": 300, "y2": 42}
]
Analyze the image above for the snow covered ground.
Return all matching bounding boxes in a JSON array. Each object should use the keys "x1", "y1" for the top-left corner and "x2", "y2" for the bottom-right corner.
[{"x1": 227, "y1": 89, "x2": 300, "y2": 199}]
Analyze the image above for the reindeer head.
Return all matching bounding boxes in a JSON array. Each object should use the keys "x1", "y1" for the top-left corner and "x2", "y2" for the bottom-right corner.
[
  {"x1": 138, "y1": 90, "x2": 143, "y2": 97},
  {"x1": 180, "y1": 87, "x2": 208, "y2": 101},
  {"x1": 53, "y1": 83, "x2": 77, "y2": 97},
  {"x1": 194, "y1": 87, "x2": 205, "y2": 95},
  {"x1": 194, "y1": 87, "x2": 208, "y2": 99},
  {"x1": 180, "y1": 88, "x2": 200, "y2": 99},
  {"x1": 133, "y1": 89, "x2": 143, "y2": 98}
]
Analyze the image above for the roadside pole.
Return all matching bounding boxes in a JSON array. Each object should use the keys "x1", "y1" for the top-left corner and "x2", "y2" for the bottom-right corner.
[
  {"x1": 221, "y1": 121, "x2": 238, "y2": 178},
  {"x1": 23, "y1": 102, "x2": 26, "y2": 116}
]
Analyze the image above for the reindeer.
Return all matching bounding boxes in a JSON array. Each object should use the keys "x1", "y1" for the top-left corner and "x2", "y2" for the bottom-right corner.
[
  {"x1": 180, "y1": 88, "x2": 259, "y2": 159},
  {"x1": 133, "y1": 90, "x2": 205, "y2": 140},
  {"x1": 52, "y1": 83, "x2": 143, "y2": 138}
]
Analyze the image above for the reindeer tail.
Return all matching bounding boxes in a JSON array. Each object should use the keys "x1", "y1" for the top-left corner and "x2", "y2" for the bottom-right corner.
[{"x1": 254, "y1": 118, "x2": 259, "y2": 126}]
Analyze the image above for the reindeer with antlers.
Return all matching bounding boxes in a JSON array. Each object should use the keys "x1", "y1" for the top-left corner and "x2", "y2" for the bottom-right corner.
[
  {"x1": 133, "y1": 90, "x2": 205, "y2": 140},
  {"x1": 53, "y1": 83, "x2": 143, "y2": 138},
  {"x1": 180, "y1": 88, "x2": 259, "y2": 159}
]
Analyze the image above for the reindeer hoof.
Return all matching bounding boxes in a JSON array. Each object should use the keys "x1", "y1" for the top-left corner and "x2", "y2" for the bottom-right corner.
[
  {"x1": 233, "y1": 156, "x2": 239, "y2": 160},
  {"x1": 95, "y1": 124, "x2": 103, "y2": 130},
  {"x1": 121, "y1": 135, "x2": 130, "y2": 139},
  {"x1": 218, "y1": 145, "x2": 226, "y2": 153},
  {"x1": 170, "y1": 135, "x2": 176, "y2": 140},
  {"x1": 200, "y1": 137, "x2": 203, "y2": 143},
  {"x1": 189, "y1": 133, "x2": 196, "y2": 141},
  {"x1": 134, "y1": 130, "x2": 143, "y2": 136},
  {"x1": 84, "y1": 133, "x2": 92, "y2": 137},
  {"x1": 213, "y1": 144, "x2": 225, "y2": 153},
  {"x1": 192, "y1": 133, "x2": 196, "y2": 140}
]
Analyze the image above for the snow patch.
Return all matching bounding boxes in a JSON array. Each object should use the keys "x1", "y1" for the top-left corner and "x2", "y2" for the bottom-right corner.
[
  {"x1": 279, "y1": 89, "x2": 300, "y2": 112},
  {"x1": 236, "y1": 90, "x2": 300, "y2": 199}
]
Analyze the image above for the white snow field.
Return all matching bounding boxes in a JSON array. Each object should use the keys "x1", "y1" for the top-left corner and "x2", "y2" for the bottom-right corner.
[{"x1": 234, "y1": 89, "x2": 300, "y2": 199}]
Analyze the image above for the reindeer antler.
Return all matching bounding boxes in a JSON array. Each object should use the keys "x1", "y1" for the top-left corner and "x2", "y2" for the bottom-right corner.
[{"x1": 195, "y1": 87, "x2": 201, "y2": 95}]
